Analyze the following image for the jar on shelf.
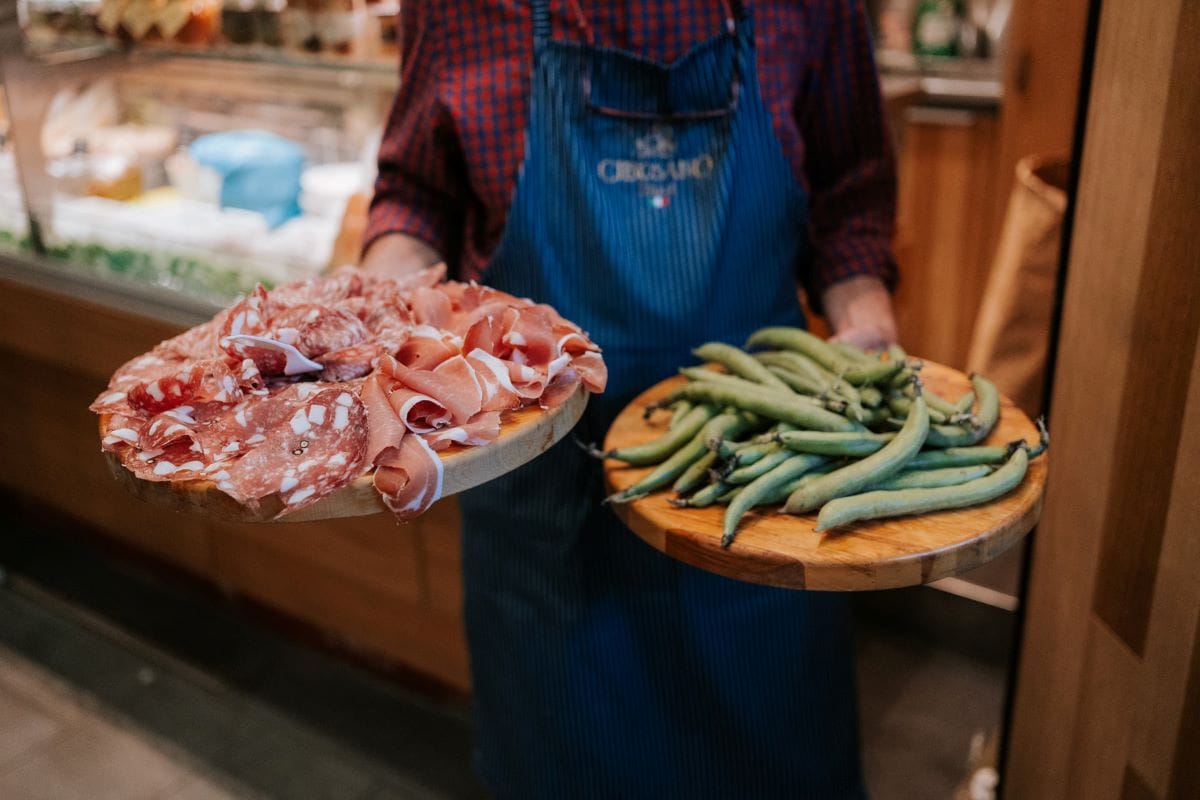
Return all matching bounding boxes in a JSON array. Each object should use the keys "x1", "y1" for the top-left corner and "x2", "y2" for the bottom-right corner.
[
  {"x1": 314, "y1": 0, "x2": 368, "y2": 56},
  {"x1": 221, "y1": 0, "x2": 258, "y2": 46},
  {"x1": 255, "y1": 0, "x2": 287, "y2": 48},
  {"x1": 280, "y1": 0, "x2": 318, "y2": 52},
  {"x1": 170, "y1": 0, "x2": 222, "y2": 46},
  {"x1": 912, "y1": 0, "x2": 963, "y2": 58}
]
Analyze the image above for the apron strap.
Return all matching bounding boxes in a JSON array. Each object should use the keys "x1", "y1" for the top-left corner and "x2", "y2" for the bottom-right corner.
[{"x1": 532, "y1": 0, "x2": 552, "y2": 47}]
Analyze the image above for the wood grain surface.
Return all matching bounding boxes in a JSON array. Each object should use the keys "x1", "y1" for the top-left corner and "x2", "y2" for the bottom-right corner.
[
  {"x1": 602, "y1": 361, "x2": 1047, "y2": 592},
  {"x1": 1005, "y1": 1, "x2": 1200, "y2": 794},
  {"x1": 102, "y1": 385, "x2": 588, "y2": 524}
]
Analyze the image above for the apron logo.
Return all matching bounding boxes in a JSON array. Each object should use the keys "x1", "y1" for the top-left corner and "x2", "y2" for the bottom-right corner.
[
  {"x1": 635, "y1": 128, "x2": 677, "y2": 159},
  {"x1": 596, "y1": 125, "x2": 714, "y2": 209}
]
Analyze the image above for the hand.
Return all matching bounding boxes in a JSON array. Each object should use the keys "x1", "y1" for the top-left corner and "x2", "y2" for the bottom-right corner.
[
  {"x1": 360, "y1": 233, "x2": 443, "y2": 280},
  {"x1": 820, "y1": 276, "x2": 898, "y2": 351}
]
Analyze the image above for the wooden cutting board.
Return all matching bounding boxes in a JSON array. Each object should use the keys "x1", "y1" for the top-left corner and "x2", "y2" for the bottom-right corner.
[
  {"x1": 102, "y1": 385, "x2": 589, "y2": 523},
  {"x1": 602, "y1": 362, "x2": 1047, "y2": 591}
]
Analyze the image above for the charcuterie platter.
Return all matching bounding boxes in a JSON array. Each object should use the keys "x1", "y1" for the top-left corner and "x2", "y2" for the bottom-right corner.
[
  {"x1": 93, "y1": 267, "x2": 606, "y2": 524},
  {"x1": 602, "y1": 360, "x2": 1047, "y2": 591},
  {"x1": 100, "y1": 384, "x2": 587, "y2": 523}
]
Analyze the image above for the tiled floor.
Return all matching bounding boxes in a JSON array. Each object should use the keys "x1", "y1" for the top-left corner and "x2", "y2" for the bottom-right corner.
[{"x1": 0, "y1": 644, "x2": 246, "y2": 800}]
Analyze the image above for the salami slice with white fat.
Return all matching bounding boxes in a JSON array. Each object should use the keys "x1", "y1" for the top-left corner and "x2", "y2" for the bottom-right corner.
[{"x1": 214, "y1": 386, "x2": 368, "y2": 514}]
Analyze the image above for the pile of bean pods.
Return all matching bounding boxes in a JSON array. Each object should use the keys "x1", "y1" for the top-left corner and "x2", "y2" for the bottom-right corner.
[{"x1": 596, "y1": 327, "x2": 1048, "y2": 547}]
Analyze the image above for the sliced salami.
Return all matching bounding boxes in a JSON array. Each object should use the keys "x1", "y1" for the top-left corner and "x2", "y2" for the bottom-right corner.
[{"x1": 216, "y1": 386, "x2": 368, "y2": 514}]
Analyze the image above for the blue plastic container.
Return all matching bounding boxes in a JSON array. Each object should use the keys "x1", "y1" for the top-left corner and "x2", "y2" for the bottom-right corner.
[{"x1": 188, "y1": 130, "x2": 305, "y2": 227}]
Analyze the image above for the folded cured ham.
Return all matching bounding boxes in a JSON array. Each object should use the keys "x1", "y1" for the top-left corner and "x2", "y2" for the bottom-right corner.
[{"x1": 93, "y1": 266, "x2": 607, "y2": 520}]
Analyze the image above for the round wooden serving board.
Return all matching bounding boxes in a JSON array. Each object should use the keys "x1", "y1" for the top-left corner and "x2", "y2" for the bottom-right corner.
[
  {"x1": 103, "y1": 385, "x2": 588, "y2": 523},
  {"x1": 603, "y1": 362, "x2": 1047, "y2": 592}
]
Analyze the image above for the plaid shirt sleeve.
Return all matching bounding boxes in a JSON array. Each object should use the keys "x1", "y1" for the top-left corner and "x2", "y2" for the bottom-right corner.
[
  {"x1": 363, "y1": 7, "x2": 466, "y2": 261},
  {"x1": 798, "y1": 0, "x2": 898, "y2": 308}
]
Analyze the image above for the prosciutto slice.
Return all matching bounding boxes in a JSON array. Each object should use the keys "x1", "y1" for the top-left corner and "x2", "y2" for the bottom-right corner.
[
  {"x1": 376, "y1": 355, "x2": 483, "y2": 424},
  {"x1": 374, "y1": 434, "x2": 443, "y2": 521},
  {"x1": 424, "y1": 412, "x2": 502, "y2": 451}
]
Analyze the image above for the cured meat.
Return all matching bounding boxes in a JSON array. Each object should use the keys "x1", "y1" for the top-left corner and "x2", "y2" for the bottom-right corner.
[
  {"x1": 540, "y1": 369, "x2": 583, "y2": 411},
  {"x1": 94, "y1": 266, "x2": 605, "y2": 521},
  {"x1": 409, "y1": 285, "x2": 455, "y2": 329},
  {"x1": 361, "y1": 372, "x2": 407, "y2": 465},
  {"x1": 127, "y1": 363, "x2": 204, "y2": 414},
  {"x1": 119, "y1": 440, "x2": 212, "y2": 484},
  {"x1": 424, "y1": 412, "x2": 502, "y2": 451},
  {"x1": 374, "y1": 434, "x2": 443, "y2": 521},
  {"x1": 216, "y1": 386, "x2": 368, "y2": 514},
  {"x1": 571, "y1": 351, "x2": 608, "y2": 394},
  {"x1": 271, "y1": 304, "x2": 368, "y2": 358},
  {"x1": 501, "y1": 305, "x2": 557, "y2": 367},
  {"x1": 317, "y1": 343, "x2": 386, "y2": 382},
  {"x1": 377, "y1": 355, "x2": 482, "y2": 424},
  {"x1": 396, "y1": 326, "x2": 459, "y2": 370}
]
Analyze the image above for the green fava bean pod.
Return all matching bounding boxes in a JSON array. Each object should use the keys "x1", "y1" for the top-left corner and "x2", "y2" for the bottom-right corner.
[
  {"x1": 906, "y1": 444, "x2": 1014, "y2": 470},
  {"x1": 678, "y1": 369, "x2": 838, "y2": 413},
  {"x1": 722, "y1": 453, "x2": 829, "y2": 546},
  {"x1": 858, "y1": 386, "x2": 884, "y2": 408},
  {"x1": 951, "y1": 391, "x2": 976, "y2": 415},
  {"x1": 925, "y1": 374, "x2": 1001, "y2": 447},
  {"x1": 745, "y1": 327, "x2": 847, "y2": 375},
  {"x1": 671, "y1": 480, "x2": 732, "y2": 508},
  {"x1": 889, "y1": 394, "x2": 950, "y2": 424},
  {"x1": 909, "y1": 415, "x2": 1048, "y2": 469},
  {"x1": 829, "y1": 341, "x2": 873, "y2": 363},
  {"x1": 842, "y1": 355, "x2": 904, "y2": 387},
  {"x1": 783, "y1": 391, "x2": 930, "y2": 515},
  {"x1": 608, "y1": 412, "x2": 753, "y2": 503},
  {"x1": 763, "y1": 365, "x2": 828, "y2": 397},
  {"x1": 692, "y1": 342, "x2": 792, "y2": 392},
  {"x1": 725, "y1": 447, "x2": 794, "y2": 485},
  {"x1": 966, "y1": 374, "x2": 1000, "y2": 441},
  {"x1": 673, "y1": 450, "x2": 719, "y2": 494},
  {"x1": 754, "y1": 350, "x2": 862, "y2": 406},
  {"x1": 815, "y1": 447, "x2": 1030, "y2": 532},
  {"x1": 753, "y1": 350, "x2": 831, "y2": 385},
  {"x1": 775, "y1": 430, "x2": 896, "y2": 457},
  {"x1": 668, "y1": 400, "x2": 693, "y2": 429},
  {"x1": 761, "y1": 462, "x2": 839, "y2": 505},
  {"x1": 603, "y1": 404, "x2": 716, "y2": 465},
  {"x1": 868, "y1": 464, "x2": 994, "y2": 491},
  {"x1": 663, "y1": 382, "x2": 860, "y2": 433},
  {"x1": 921, "y1": 389, "x2": 961, "y2": 418}
]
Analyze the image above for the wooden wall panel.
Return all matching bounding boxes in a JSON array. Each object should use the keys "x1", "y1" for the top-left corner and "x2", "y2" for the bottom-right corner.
[
  {"x1": 1127, "y1": 341, "x2": 1200, "y2": 795},
  {"x1": 1166, "y1": 600, "x2": 1200, "y2": 800},
  {"x1": 992, "y1": 0, "x2": 1089, "y2": 244},
  {"x1": 1005, "y1": 0, "x2": 1200, "y2": 796},
  {"x1": 1064, "y1": 621, "x2": 1138, "y2": 798},
  {"x1": 892, "y1": 111, "x2": 1000, "y2": 370}
]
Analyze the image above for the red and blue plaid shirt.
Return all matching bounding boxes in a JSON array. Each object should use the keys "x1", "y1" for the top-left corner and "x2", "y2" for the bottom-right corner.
[{"x1": 366, "y1": 0, "x2": 897, "y2": 301}]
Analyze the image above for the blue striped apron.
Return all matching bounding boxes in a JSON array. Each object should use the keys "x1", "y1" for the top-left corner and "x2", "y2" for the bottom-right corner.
[{"x1": 457, "y1": 2, "x2": 865, "y2": 796}]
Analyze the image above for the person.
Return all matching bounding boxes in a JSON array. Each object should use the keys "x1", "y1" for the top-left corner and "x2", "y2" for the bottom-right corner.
[{"x1": 361, "y1": 2, "x2": 898, "y2": 797}]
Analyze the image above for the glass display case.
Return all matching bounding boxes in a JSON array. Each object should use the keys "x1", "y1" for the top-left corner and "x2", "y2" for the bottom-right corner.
[{"x1": 1, "y1": 0, "x2": 399, "y2": 314}]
